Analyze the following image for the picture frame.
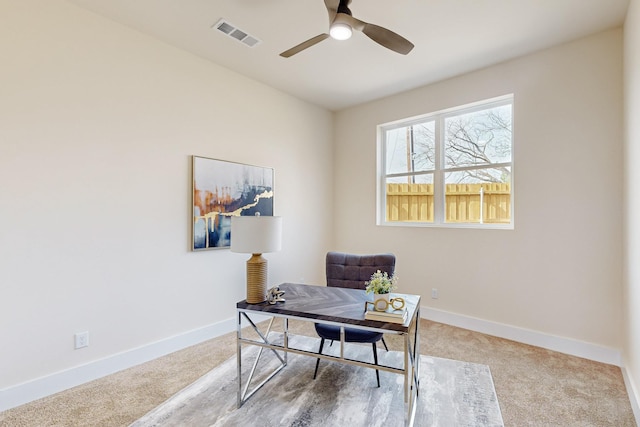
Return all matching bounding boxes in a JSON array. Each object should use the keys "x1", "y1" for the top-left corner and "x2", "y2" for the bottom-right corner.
[{"x1": 192, "y1": 156, "x2": 274, "y2": 250}]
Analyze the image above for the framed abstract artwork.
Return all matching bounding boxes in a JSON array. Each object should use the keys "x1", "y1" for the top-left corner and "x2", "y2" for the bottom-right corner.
[{"x1": 192, "y1": 156, "x2": 274, "y2": 250}]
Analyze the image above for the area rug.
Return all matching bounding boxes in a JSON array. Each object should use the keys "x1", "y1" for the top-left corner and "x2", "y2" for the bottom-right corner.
[{"x1": 131, "y1": 334, "x2": 503, "y2": 427}]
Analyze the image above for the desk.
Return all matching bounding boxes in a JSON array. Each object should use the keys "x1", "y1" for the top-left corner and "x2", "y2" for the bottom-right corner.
[{"x1": 236, "y1": 283, "x2": 421, "y2": 426}]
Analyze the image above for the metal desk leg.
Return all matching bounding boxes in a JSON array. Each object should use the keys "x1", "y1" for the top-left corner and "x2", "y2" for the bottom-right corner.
[
  {"x1": 236, "y1": 312, "x2": 243, "y2": 408},
  {"x1": 237, "y1": 313, "x2": 287, "y2": 408},
  {"x1": 414, "y1": 307, "x2": 421, "y2": 393},
  {"x1": 404, "y1": 315, "x2": 419, "y2": 426},
  {"x1": 404, "y1": 332, "x2": 410, "y2": 404},
  {"x1": 284, "y1": 317, "x2": 289, "y2": 364}
]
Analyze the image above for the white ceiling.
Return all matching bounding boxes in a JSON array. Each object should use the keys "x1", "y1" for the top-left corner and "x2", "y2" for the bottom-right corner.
[{"x1": 67, "y1": 0, "x2": 629, "y2": 111}]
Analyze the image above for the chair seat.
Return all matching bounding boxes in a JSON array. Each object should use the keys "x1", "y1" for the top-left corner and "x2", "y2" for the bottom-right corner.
[{"x1": 314, "y1": 323, "x2": 383, "y2": 344}]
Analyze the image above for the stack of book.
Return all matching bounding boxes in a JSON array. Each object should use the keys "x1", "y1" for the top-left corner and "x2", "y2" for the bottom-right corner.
[{"x1": 365, "y1": 306, "x2": 407, "y2": 324}]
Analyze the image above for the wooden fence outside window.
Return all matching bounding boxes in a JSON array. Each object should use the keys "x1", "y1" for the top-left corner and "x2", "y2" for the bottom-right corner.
[{"x1": 386, "y1": 183, "x2": 511, "y2": 223}]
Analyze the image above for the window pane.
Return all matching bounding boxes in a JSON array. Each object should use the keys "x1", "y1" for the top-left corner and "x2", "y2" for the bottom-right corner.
[
  {"x1": 386, "y1": 121, "x2": 435, "y2": 174},
  {"x1": 444, "y1": 167, "x2": 511, "y2": 224},
  {"x1": 378, "y1": 95, "x2": 513, "y2": 228},
  {"x1": 444, "y1": 104, "x2": 512, "y2": 169},
  {"x1": 386, "y1": 175, "x2": 434, "y2": 223}
]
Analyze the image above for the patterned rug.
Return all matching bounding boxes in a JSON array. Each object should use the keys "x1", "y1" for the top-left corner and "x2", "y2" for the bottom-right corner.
[{"x1": 131, "y1": 334, "x2": 503, "y2": 427}]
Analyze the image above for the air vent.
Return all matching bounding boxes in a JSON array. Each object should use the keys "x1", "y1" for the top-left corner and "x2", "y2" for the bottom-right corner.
[{"x1": 212, "y1": 19, "x2": 261, "y2": 48}]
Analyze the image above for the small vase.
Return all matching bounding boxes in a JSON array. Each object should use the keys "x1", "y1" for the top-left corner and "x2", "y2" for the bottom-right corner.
[
  {"x1": 374, "y1": 293, "x2": 390, "y2": 304},
  {"x1": 373, "y1": 292, "x2": 390, "y2": 311}
]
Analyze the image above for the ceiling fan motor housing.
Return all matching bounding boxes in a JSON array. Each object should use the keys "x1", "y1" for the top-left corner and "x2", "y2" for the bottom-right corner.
[{"x1": 337, "y1": 0, "x2": 352, "y2": 16}]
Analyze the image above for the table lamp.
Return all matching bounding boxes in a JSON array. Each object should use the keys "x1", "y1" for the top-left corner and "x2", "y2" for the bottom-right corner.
[{"x1": 231, "y1": 215, "x2": 282, "y2": 304}]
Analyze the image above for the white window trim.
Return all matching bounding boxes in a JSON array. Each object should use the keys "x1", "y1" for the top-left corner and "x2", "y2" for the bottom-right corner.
[{"x1": 377, "y1": 94, "x2": 515, "y2": 230}]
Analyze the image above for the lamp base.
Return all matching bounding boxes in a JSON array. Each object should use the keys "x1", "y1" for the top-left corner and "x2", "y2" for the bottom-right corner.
[{"x1": 246, "y1": 253, "x2": 268, "y2": 304}]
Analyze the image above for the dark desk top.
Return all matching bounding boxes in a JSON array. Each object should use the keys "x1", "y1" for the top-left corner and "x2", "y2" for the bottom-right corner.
[{"x1": 237, "y1": 283, "x2": 421, "y2": 332}]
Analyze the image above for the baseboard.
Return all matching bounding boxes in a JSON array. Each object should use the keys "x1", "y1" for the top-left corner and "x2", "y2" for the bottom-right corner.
[
  {"x1": 622, "y1": 364, "x2": 640, "y2": 424},
  {"x1": 0, "y1": 317, "x2": 238, "y2": 412},
  {"x1": 422, "y1": 306, "x2": 622, "y2": 366},
  {"x1": 0, "y1": 307, "x2": 625, "y2": 413}
]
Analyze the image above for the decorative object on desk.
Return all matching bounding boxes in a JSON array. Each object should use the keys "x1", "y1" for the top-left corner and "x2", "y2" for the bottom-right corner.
[
  {"x1": 365, "y1": 269, "x2": 398, "y2": 309},
  {"x1": 364, "y1": 308, "x2": 407, "y2": 324},
  {"x1": 374, "y1": 292, "x2": 390, "y2": 305},
  {"x1": 365, "y1": 296, "x2": 405, "y2": 312},
  {"x1": 266, "y1": 286, "x2": 285, "y2": 305},
  {"x1": 365, "y1": 270, "x2": 398, "y2": 296},
  {"x1": 231, "y1": 215, "x2": 282, "y2": 304},
  {"x1": 364, "y1": 297, "x2": 407, "y2": 324},
  {"x1": 192, "y1": 156, "x2": 274, "y2": 250}
]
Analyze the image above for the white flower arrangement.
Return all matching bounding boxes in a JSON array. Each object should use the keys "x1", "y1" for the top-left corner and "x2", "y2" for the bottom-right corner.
[{"x1": 365, "y1": 270, "x2": 398, "y2": 295}]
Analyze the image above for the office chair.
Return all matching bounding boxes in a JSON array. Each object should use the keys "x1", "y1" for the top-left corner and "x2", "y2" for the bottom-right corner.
[{"x1": 313, "y1": 251, "x2": 396, "y2": 387}]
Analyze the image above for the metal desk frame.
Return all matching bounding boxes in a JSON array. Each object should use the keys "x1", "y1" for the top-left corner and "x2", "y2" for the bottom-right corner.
[{"x1": 236, "y1": 284, "x2": 421, "y2": 426}]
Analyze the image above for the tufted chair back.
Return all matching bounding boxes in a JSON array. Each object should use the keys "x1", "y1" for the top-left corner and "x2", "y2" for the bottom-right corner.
[{"x1": 325, "y1": 251, "x2": 396, "y2": 290}]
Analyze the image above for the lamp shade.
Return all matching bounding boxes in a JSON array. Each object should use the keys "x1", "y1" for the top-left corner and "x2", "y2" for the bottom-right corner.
[{"x1": 230, "y1": 216, "x2": 282, "y2": 254}]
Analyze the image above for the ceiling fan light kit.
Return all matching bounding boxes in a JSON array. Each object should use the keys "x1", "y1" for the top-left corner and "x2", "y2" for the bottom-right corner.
[
  {"x1": 280, "y1": 0, "x2": 414, "y2": 58},
  {"x1": 329, "y1": 22, "x2": 352, "y2": 40}
]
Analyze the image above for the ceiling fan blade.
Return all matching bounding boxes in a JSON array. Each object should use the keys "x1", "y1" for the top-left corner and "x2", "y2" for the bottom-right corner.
[
  {"x1": 324, "y1": 0, "x2": 340, "y2": 24},
  {"x1": 339, "y1": 14, "x2": 414, "y2": 55},
  {"x1": 279, "y1": 33, "x2": 330, "y2": 58},
  {"x1": 360, "y1": 21, "x2": 414, "y2": 55}
]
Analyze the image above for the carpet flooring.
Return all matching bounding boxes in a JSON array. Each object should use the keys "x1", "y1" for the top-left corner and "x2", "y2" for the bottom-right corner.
[
  {"x1": 131, "y1": 334, "x2": 503, "y2": 426},
  {"x1": 0, "y1": 319, "x2": 635, "y2": 426}
]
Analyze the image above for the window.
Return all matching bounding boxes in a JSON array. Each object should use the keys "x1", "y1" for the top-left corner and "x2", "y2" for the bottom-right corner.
[{"x1": 378, "y1": 95, "x2": 513, "y2": 228}]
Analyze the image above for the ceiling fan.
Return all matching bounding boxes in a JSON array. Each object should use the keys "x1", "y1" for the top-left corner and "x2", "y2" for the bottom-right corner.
[{"x1": 280, "y1": 0, "x2": 414, "y2": 58}]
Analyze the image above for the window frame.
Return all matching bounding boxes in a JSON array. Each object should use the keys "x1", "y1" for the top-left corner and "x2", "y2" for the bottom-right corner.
[{"x1": 377, "y1": 94, "x2": 514, "y2": 229}]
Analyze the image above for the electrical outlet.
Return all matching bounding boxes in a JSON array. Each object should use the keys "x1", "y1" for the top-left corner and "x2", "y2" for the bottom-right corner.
[
  {"x1": 431, "y1": 288, "x2": 439, "y2": 299},
  {"x1": 75, "y1": 331, "x2": 89, "y2": 349}
]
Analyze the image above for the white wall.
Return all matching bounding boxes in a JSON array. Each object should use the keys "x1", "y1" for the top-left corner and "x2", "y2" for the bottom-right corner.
[
  {"x1": 334, "y1": 29, "x2": 623, "y2": 353},
  {"x1": 624, "y1": 0, "x2": 640, "y2": 418},
  {"x1": 0, "y1": 0, "x2": 332, "y2": 398}
]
